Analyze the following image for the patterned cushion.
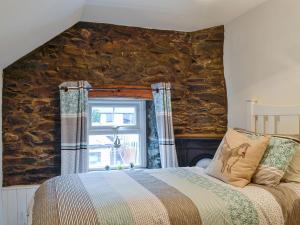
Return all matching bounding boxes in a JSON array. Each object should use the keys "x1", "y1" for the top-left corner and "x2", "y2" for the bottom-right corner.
[
  {"x1": 235, "y1": 128, "x2": 299, "y2": 186},
  {"x1": 282, "y1": 144, "x2": 300, "y2": 183},
  {"x1": 206, "y1": 129, "x2": 269, "y2": 187}
]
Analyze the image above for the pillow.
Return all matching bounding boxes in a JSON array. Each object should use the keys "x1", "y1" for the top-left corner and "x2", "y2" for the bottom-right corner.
[
  {"x1": 196, "y1": 158, "x2": 212, "y2": 169},
  {"x1": 282, "y1": 142, "x2": 300, "y2": 183},
  {"x1": 235, "y1": 128, "x2": 299, "y2": 186},
  {"x1": 206, "y1": 129, "x2": 269, "y2": 187}
]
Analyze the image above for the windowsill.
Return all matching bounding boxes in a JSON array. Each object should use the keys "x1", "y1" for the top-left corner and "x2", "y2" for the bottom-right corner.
[{"x1": 88, "y1": 166, "x2": 146, "y2": 172}]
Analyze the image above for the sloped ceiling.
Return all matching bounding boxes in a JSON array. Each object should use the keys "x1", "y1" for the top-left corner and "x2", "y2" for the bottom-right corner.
[
  {"x1": 82, "y1": 0, "x2": 269, "y2": 31},
  {"x1": 0, "y1": 0, "x2": 85, "y2": 69},
  {"x1": 0, "y1": 0, "x2": 269, "y2": 69}
]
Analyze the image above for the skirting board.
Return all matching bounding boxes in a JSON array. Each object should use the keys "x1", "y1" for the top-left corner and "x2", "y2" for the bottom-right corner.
[{"x1": 2, "y1": 185, "x2": 39, "y2": 225}]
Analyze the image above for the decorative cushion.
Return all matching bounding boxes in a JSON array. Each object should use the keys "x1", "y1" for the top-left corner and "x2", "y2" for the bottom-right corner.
[
  {"x1": 206, "y1": 129, "x2": 269, "y2": 187},
  {"x1": 282, "y1": 143, "x2": 300, "y2": 183},
  {"x1": 235, "y1": 128, "x2": 299, "y2": 186}
]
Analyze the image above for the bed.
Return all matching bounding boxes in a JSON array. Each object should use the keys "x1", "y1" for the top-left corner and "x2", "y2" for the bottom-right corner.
[
  {"x1": 32, "y1": 167, "x2": 300, "y2": 225},
  {"x1": 30, "y1": 100, "x2": 300, "y2": 225}
]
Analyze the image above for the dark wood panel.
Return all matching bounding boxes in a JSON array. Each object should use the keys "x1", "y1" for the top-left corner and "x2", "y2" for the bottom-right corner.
[{"x1": 175, "y1": 138, "x2": 222, "y2": 167}]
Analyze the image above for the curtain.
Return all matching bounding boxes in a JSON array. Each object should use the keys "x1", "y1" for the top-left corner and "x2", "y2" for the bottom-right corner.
[
  {"x1": 146, "y1": 100, "x2": 161, "y2": 168},
  {"x1": 151, "y1": 82, "x2": 178, "y2": 168},
  {"x1": 59, "y1": 81, "x2": 91, "y2": 175}
]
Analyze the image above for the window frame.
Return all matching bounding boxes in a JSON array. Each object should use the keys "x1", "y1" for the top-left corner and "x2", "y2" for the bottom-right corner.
[{"x1": 87, "y1": 98, "x2": 147, "y2": 170}]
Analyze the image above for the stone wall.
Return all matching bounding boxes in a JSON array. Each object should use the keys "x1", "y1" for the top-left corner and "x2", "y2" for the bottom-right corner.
[{"x1": 2, "y1": 22, "x2": 227, "y2": 186}]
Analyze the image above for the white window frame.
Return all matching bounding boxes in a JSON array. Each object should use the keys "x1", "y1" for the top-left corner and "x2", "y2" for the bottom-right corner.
[{"x1": 87, "y1": 98, "x2": 147, "y2": 170}]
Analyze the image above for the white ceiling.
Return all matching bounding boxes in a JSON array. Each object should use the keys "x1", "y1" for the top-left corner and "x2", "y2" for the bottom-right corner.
[
  {"x1": 82, "y1": 0, "x2": 270, "y2": 31},
  {"x1": 0, "y1": 0, "x2": 269, "y2": 69}
]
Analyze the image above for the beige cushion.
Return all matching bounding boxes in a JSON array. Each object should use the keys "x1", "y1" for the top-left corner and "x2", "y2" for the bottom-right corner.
[
  {"x1": 282, "y1": 146, "x2": 300, "y2": 183},
  {"x1": 206, "y1": 129, "x2": 269, "y2": 187},
  {"x1": 234, "y1": 128, "x2": 300, "y2": 186}
]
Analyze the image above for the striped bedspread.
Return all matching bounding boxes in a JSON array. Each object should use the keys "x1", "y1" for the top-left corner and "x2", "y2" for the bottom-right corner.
[{"x1": 32, "y1": 167, "x2": 300, "y2": 225}]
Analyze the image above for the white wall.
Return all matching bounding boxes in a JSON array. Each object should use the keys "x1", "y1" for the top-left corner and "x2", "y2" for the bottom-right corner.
[
  {"x1": 224, "y1": 0, "x2": 300, "y2": 130},
  {"x1": 2, "y1": 185, "x2": 39, "y2": 225}
]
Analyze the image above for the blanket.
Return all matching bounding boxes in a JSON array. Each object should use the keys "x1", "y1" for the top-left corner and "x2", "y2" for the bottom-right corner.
[{"x1": 32, "y1": 167, "x2": 300, "y2": 225}]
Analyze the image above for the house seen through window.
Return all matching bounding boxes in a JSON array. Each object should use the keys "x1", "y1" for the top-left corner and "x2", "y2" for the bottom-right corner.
[{"x1": 88, "y1": 99, "x2": 146, "y2": 170}]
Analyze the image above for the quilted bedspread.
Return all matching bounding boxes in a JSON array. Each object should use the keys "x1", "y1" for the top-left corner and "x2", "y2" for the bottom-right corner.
[{"x1": 32, "y1": 167, "x2": 300, "y2": 225}]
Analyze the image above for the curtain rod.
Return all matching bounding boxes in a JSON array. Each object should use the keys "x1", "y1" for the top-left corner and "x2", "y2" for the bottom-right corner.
[{"x1": 59, "y1": 87, "x2": 171, "y2": 92}]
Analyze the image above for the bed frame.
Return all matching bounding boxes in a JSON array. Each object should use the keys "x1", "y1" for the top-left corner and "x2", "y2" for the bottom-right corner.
[
  {"x1": 178, "y1": 99, "x2": 300, "y2": 167},
  {"x1": 246, "y1": 99, "x2": 300, "y2": 139}
]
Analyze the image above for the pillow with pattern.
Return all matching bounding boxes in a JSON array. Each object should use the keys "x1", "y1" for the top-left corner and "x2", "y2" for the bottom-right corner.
[
  {"x1": 206, "y1": 129, "x2": 269, "y2": 187},
  {"x1": 235, "y1": 128, "x2": 299, "y2": 186},
  {"x1": 282, "y1": 144, "x2": 300, "y2": 183}
]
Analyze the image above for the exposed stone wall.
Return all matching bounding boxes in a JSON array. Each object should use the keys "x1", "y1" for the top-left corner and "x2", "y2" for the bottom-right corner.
[{"x1": 2, "y1": 22, "x2": 227, "y2": 186}]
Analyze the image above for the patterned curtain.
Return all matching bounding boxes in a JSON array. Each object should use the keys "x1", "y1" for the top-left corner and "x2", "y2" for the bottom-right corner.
[
  {"x1": 146, "y1": 100, "x2": 161, "y2": 168},
  {"x1": 151, "y1": 82, "x2": 178, "y2": 168},
  {"x1": 59, "y1": 81, "x2": 91, "y2": 175}
]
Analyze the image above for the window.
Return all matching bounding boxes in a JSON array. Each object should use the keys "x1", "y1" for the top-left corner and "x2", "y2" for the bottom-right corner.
[{"x1": 88, "y1": 99, "x2": 146, "y2": 170}]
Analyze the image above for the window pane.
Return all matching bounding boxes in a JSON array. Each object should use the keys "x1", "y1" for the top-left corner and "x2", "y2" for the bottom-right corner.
[
  {"x1": 114, "y1": 107, "x2": 135, "y2": 114},
  {"x1": 91, "y1": 106, "x2": 136, "y2": 127},
  {"x1": 88, "y1": 134, "x2": 140, "y2": 169},
  {"x1": 91, "y1": 107, "x2": 114, "y2": 126}
]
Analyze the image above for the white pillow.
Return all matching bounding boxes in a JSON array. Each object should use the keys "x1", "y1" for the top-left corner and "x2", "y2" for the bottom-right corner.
[{"x1": 196, "y1": 158, "x2": 212, "y2": 169}]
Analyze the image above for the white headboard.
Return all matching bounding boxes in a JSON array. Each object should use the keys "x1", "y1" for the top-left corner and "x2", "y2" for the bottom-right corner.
[{"x1": 246, "y1": 99, "x2": 300, "y2": 139}]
